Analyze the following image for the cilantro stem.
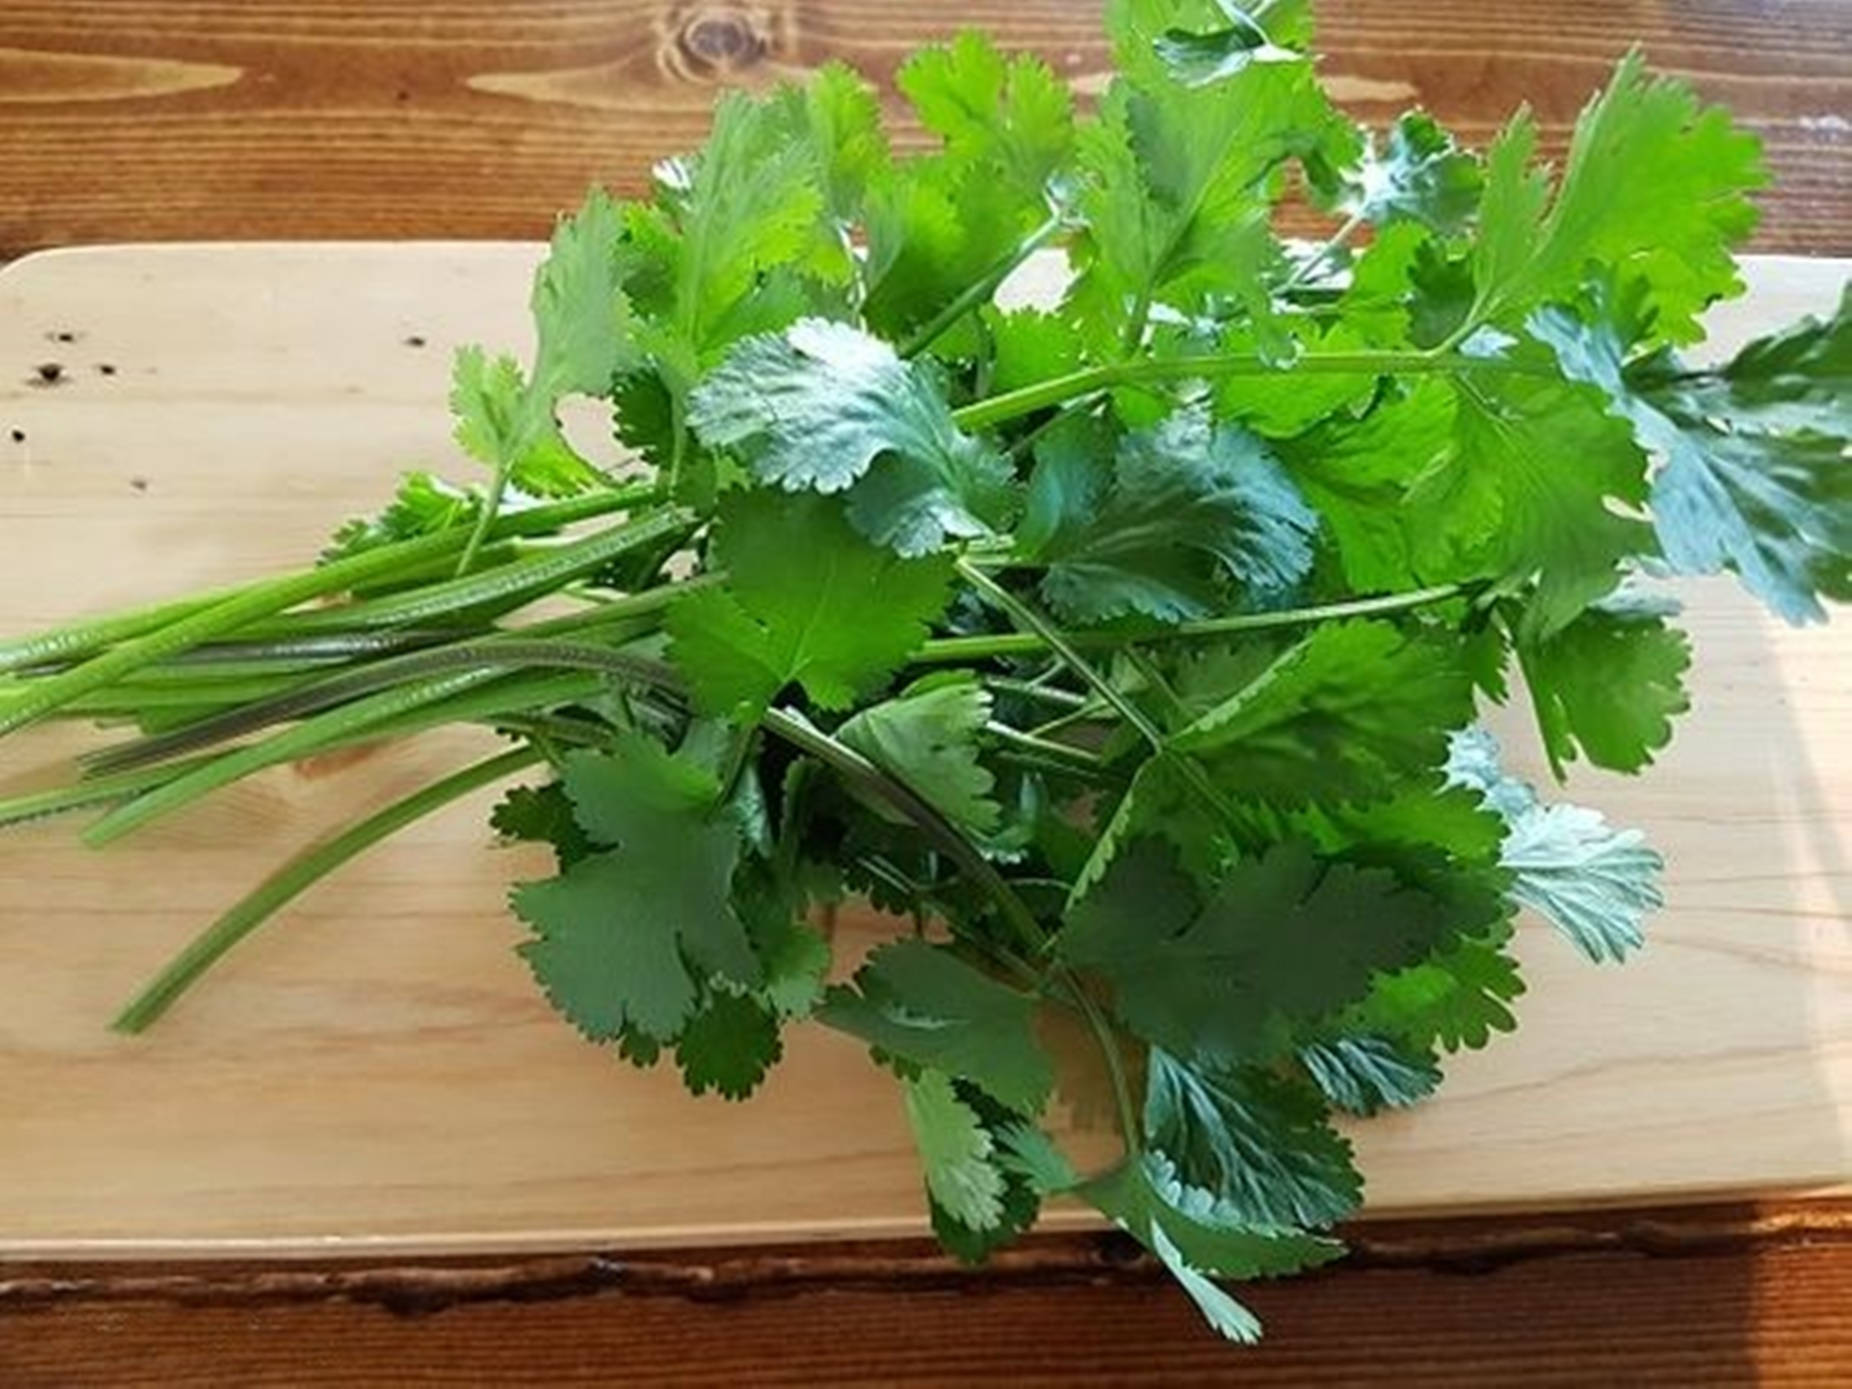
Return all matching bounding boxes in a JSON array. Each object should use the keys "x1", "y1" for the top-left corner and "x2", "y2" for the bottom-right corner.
[
  {"x1": 0, "y1": 486, "x2": 663, "y2": 732},
  {"x1": 950, "y1": 351, "x2": 1542, "y2": 432},
  {"x1": 915, "y1": 581, "x2": 1467, "y2": 663},
  {"x1": 899, "y1": 212, "x2": 1065, "y2": 360},
  {"x1": 957, "y1": 561, "x2": 1241, "y2": 830},
  {"x1": 0, "y1": 752, "x2": 224, "y2": 829},
  {"x1": 111, "y1": 745, "x2": 543, "y2": 1033},
  {"x1": 983, "y1": 720, "x2": 1104, "y2": 773},
  {"x1": 984, "y1": 677, "x2": 1088, "y2": 710}
]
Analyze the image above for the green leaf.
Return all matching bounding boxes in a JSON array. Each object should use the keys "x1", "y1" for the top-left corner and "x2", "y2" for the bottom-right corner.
[
  {"x1": 509, "y1": 738, "x2": 760, "y2": 1043},
  {"x1": 639, "y1": 88, "x2": 831, "y2": 378},
  {"x1": 1334, "y1": 111, "x2": 1481, "y2": 234},
  {"x1": 1414, "y1": 369, "x2": 1651, "y2": 637},
  {"x1": 903, "y1": 1069, "x2": 1007, "y2": 1230},
  {"x1": 1446, "y1": 726, "x2": 1663, "y2": 962},
  {"x1": 666, "y1": 490, "x2": 953, "y2": 716},
  {"x1": 1066, "y1": 24, "x2": 1341, "y2": 351},
  {"x1": 1023, "y1": 405, "x2": 1318, "y2": 623},
  {"x1": 1516, "y1": 599, "x2": 1691, "y2": 776},
  {"x1": 983, "y1": 306, "x2": 1086, "y2": 395},
  {"x1": 1149, "y1": 5, "x2": 1300, "y2": 89},
  {"x1": 1145, "y1": 1049, "x2": 1362, "y2": 1228},
  {"x1": 1535, "y1": 298, "x2": 1851, "y2": 625},
  {"x1": 490, "y1": 781, "x2": 594, "y2": 869},
  {"x1": 995, "y1": 1120, "x2": 1081, "y2": 1195},
  {"x1": 449, "y1": 346, "x2": 597, "y2": 498},
  {"x1": 323, "y1": 471, "x2": 479, "y2": 563},
  {"x1": 816, "y1": 938, "x2": 1054, "y2": 1113},
  {"x1": 676, "y1": 991, "x2": 783, "y2": 1099},
  {"x1": 1349, "y1": 928, "x2": 1525, "y2": 1053},
  {"x1": 689, "y1": 319, "x2": 1012, "y2": 555},
  {"x1": 1170, "y1": 620, "x2": 1476, "y2": 809},
  {"x1": 1272, "y1": 380, "x2": 1455, "y2": 592},
  {"x1": 837, "y1": 673, "x2": 1002, "y2": 835},
  {"x1": 1297, "y1": 1035, "x2": 1441, "y2": 1115},
  {"x1": 801, "y1": 63, "x2": 891, "y2": 235},
  {"x1": 1082, "y1": 1151, "x2": 1342, "y2": 1343},
  {"x1": 531, "y1": 187, "x2": 641, "y2": 398},
  {"x1": 1062, "y1": 837, "x2": 1501, "y2": 1062},
  {"x1": 861, "y1": 33, "x2": 1073, "y2": 337},
  {"x1": 1470, "y1": 55, "x2": 1763, "y2": 344}
]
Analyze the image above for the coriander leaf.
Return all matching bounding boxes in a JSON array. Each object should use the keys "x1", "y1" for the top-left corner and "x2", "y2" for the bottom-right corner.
[
  {"x1": 689, "y1": 319, "x2": 1012, "y2": 555},
  {"x1": 490, "y1": 781, "x2": 594, "y2": 869},
  {"x1": 1446, "y1": 726, "x2": 1663, "y2": 962},
  {"x1": 1145, "y1": 1049, "x2": 1362, "y2": 1228},
  {"x1": 1335, "y1": 111, "x2": 1481, "y2": 234},
  {"x1": 1024, "y1": 405, "x2": 1318, "y2": 623},
  {"x1": 450, "y1": 346, "x2": 597, "y2": 498},
  {"x1": 1062, "y1": 838, "x2": 1499, "y2": 1062},
  {"x1": 743, "y1": 904, "x2": 831, "y2": 1021},
  {"x1": 901, "y1": 30, "x2": 1073, "y2": 202},
  {"x1": 836, "y1": 673, "x2": 1002, "y2": 835},
  {"x1": 983, "y1": 306, "x2": 1085, "y2": 395},
  {"x1": 816, "y1": 938, "x2": 1054, "y2": 1112},
  {"x1": 676, "y1": 991, "x2": 783, "y2": 1099},
  {"x1": 930, "y1": 1084, "x2": 1046, "y2": 1262},
  {"x1": 561, "y1": 732, "x2": 719, "y2": 826},
  {"x1": 1414, "y1": 370, "x2": 1651, "y2": 637},
  {"x1": 666, "y1": 490, "x2": 953, "y2": 716},
  {"x1": 531, "y1": 187, "x2": 641, "y2": 399},
  {"x1": 1516, "y1": 599, "x2": 1691, "y2": 776},
  {"x1": 1296, "y1": 1035, "x2": 1441, "y2": 1115},
  {"x1": 1171, "y1": 620, "x2": 1475, "y2": 808},
  {"x1": 1271, "y1": 380, "x2": 1454, "y2": 591},
  {"x1": 904, "y1": 1068, "x2": 1007, "y2": 1230},
  {"x1": 1470, "y1": 55, "x2": 1763, "y2": 344},
  {"x1": 862, "y1": 34, "x2": 1073, "y2": 337},
  {"x1": 1150, "y1": 4, "x2": 1300, "y2": 89},
  {"x1": 510, "y1": 739, "x2": 760, "y2": 1043},
  {"x1": 1349, "y1": 928, "x2": 1525, "y2": 1053},
  {"x1": 801, "y1": 62, "x2": 891, "y2": 242},
  {"x1": 1066, "y1": 24, "x2": 1342, "y2": 353},
  {"x1": 1082, "y1": 1151, "x2": 1341, "y2": 1343},
  {"x1": 1535, "y1": 298, "x2": 1851, "y2": 624},
  {"x1": 996, "y1": 1120, "x2": 1081, "y2": 1195},
  {"x1": 638, "y1": 88, "x2": 831, "y2": 381},
  {"x1": 322, "y1": 471, "x2": 479, "y2": 563}
]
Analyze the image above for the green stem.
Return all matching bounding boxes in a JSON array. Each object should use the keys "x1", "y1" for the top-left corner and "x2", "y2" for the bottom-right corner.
[
  {"x1": 984, "y1": 677, "x2": 1087, "y2": 710},
  {"x1": 915, "y1": 582, "x2": 1467, "y2": 664},
  {"x1": 950, "y1": 351, "x2": 1535, "y2": 433},
  {"x1": 956, "y1": 560, "x2": 1240, "y2": 834},
  {"x1": 0, "y1": 753, "x2": 224, "y2": 829},
  {"x1": 1284, "y1": 210, "x2": 1366, "y2": 291},
  {"x1": 900, "y1": 214, "x2": 1065, "y2": 360},
  {"x1": 984, "y1": 720, "x2": 1104, "y2": 773},
  {"x1": 111, "y1": 746, "x2": 542, "y2": 1033},
  {"x1": 0, "y1": 487, "x2": 662, "y2": 734},
  {"x1": 455, "y1": 459, "x2": 513, "y2": 578}
]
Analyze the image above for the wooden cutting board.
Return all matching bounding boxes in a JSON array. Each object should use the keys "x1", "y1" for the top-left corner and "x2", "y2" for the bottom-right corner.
[{"x1": 0, "y1": 245, "x2": 1846, "y2": 1260}]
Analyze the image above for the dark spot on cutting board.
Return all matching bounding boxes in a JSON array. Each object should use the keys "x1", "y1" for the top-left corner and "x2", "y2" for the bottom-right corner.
[
  {"x1": 404, "y1": 334, "x2": 427, "y2": 348},
  {"x1": 130, "y1": 476, "x2": 149, "y2": 493},
  {"x1": 46, "y1": 330, "x2": 79, "y2": 345},
  {"x1": 97, "y1": 363, "x2": 117, "y2": 377},
  {"x1": 9, "y1": 428, "x2": 24, "y2": 444},
  {"x1": 29, "y1": 363, "x2": 64, "y2": 387}
]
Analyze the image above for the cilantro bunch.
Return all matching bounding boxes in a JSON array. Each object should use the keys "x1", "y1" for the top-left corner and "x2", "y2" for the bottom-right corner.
[{"x1": 2, "y1": 0, "x2": 1846, "y2": 1342}]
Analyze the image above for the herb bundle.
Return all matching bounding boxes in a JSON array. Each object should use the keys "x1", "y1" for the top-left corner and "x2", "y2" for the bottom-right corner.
[{"x1": 3, "y1": 0, "x2": 1846, "y2": 1341}]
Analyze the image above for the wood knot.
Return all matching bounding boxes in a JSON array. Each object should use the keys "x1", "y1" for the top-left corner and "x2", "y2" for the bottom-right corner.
[{"x1": 659, "y1": 3, "x2": 782, "y2": 84}]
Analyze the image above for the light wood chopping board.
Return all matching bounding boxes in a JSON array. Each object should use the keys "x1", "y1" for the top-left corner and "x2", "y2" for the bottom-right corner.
[{"x1": 0, "y1": 245, "x2": 1846, "y2": 1259}]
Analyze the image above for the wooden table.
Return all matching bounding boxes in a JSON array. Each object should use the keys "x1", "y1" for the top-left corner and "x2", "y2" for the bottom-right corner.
[{"x1": 1, "y1": 3, "x2": 1849, "y2": 1384}]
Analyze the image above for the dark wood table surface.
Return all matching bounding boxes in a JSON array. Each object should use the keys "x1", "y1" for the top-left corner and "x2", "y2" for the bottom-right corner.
[{"x1": 2, "y1": 2, "x2": 1848, "y2": 1384}]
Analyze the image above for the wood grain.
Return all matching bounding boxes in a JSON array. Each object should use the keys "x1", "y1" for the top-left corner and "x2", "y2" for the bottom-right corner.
[
  {"x1": 0, "y1": 243, "x2": 1847, "y2": 1261},
  {"x1": 4, "y1": 1203, "x2": 1851, "y2": 1385},
  {"x1": 0, "y1": 1, "x2": 1848, "y2": 260}
]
